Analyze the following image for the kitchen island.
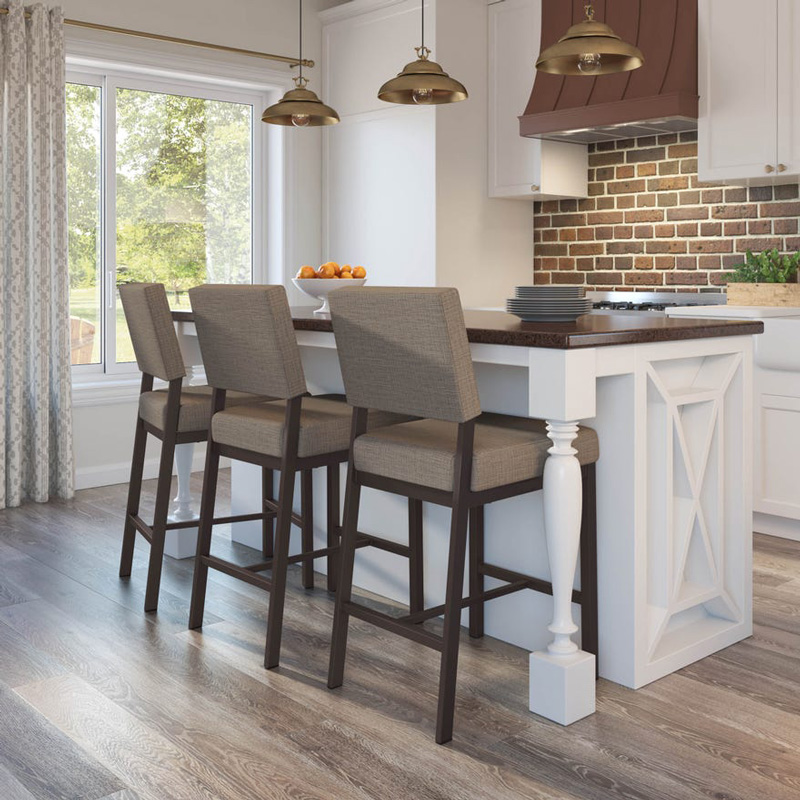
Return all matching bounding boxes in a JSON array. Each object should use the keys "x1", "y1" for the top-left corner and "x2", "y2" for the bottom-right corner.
[{"x1": 172, "y1": 307, "x2": 762, "y2": 723}]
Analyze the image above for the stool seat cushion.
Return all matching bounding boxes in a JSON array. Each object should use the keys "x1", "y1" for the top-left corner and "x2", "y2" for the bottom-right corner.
[
  {"x1": 139, "y1": 385, "x2": 272, "y2": 434},
  {"x1": 211, "y1": 396, "x2": 415, "y2": 459},
  {"x1": 353, "y1": 413, "x2": 600, "y2": 493}
]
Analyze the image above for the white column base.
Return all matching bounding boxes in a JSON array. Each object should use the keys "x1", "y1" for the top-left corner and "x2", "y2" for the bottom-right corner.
[
  {"x1": 165, "y1": 442, "x2": 198, "y2": 560},
  {"x1": 163, "y1": 526, "x2": 199, "y2": 560},
  {"x1": 529, "y1": 650, "x2": 596, "y2": 725}
]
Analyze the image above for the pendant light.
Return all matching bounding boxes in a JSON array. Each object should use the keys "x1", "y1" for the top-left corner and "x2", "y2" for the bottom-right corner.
[
  {"x1": 535, "y1": 2, "x2": 644, "y2": 77},
  {"x1": 378, "y1": 0, "x2": 467, "y2": 106},
  {"x1": 262, "y1": 0, "x2": 339, "y2": 127}
]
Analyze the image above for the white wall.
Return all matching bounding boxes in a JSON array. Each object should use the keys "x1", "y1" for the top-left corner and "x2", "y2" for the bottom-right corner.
[
  {"x1": 435, "y1": 0, "x2": 533, "y2": 308},
  {"x1": 61, "y1": 0, "x2": 346, "y2": 487},
  {"x1": 321, "y1": 0, "x2": 534, "y2": 309},
  {"x1": 322, "y1": 0, "x2": 437, "y2": 285}
]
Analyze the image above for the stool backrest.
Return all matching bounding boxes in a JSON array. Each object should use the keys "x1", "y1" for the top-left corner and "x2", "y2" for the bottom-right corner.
[
  {"x1": 329, "y1": 287, "x2": 481, "y2": 423},
  {"x1": 188, "y1": 284, "x2": 307, "y2": 399},
  {"x1": 119, "y1": 283, "x2": 186, "y2": 382}
]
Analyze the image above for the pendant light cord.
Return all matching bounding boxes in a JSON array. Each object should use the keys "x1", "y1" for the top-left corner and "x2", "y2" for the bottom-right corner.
[
  {"x1": 299, "y1": 0, "x2": 304, "y2": 81},
  {"x1": 420, "y1": 0, "x2": 424, "y2": 49}
]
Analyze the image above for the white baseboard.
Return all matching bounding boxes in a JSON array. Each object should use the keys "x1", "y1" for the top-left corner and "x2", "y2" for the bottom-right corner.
[
  {"x1": 75, "y1": 448, "x2": 210, "y2": 490},
  {"x1": 754, "y1": 512, "x2": 800, "y2": 542}
]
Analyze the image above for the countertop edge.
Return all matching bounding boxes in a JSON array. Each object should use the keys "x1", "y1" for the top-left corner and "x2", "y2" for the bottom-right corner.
[{"x1": 172, "y1": 310, "x2": 763, "y2": 349}]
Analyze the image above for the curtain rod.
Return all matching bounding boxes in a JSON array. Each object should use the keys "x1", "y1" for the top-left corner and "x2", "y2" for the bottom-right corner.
[{"x1": 0, "y1": 10, "x2": 315, "y2": 68}]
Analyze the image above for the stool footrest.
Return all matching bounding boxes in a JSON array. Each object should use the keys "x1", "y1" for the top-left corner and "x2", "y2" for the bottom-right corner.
[
  {"x1": 400, "y1": 578, "x2": 531, "y2": 624},
  {"x1": 344, "y1": 601, "x2": 443, "y2": 651},
  {"x1": 165, "y1": 511, "x2": 271, "y2": 531},
  {"x1": 244, "y1": 544, "x2": 341, "y2": 574},
  {"x1": 202, "y1": 554, "x2": 273, "y2": 591},
  {"x1": 480, "y1": 563, "x2": 582, "y2": 604},
  {"x1": 355, "y1": 532, "x2": 411, "y2": 557},
  {"x1": 129, "y1": 515, "x2": 154, "y2": 543},
  {"x1": 264, "y1": 498, "x2": 304, "y2": 529}
]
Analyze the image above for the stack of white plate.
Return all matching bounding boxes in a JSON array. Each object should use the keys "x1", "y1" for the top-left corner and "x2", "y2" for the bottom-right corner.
[{"x1": 506, "y1": 286, "x2": 592, "y2": 322}]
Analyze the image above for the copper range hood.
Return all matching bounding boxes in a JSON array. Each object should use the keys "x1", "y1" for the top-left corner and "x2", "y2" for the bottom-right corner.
[{"x1": 520, "y1": 0, "x2": 698, "y2": 144}]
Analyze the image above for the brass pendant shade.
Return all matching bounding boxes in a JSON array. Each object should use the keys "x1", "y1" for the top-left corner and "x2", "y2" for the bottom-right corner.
[
  {"x1": 262, "y1": 0, "x2": 339, "y2": 127},
  {"x1": 378, "y1": 0, "x2": 468, "y2": 106},
  {"x1": 378, "y1": 47, "x2": 468, "y2": 105},
  {"x1": 262, "y1": 77, "x2": 340, "y2": 127},
  {"x1": 536, "y1": 3, "x2": 644, "y2": 77}
]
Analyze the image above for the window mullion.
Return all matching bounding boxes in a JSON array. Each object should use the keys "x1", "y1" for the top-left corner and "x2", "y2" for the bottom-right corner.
[{"x1": 103, "y1": 76, "x2": 119, "y2": 373}]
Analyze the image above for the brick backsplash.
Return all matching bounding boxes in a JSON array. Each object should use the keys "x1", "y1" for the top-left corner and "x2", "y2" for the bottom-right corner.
[{"x1": 532, "y1": 133, "x2": 800, "y2": 292}]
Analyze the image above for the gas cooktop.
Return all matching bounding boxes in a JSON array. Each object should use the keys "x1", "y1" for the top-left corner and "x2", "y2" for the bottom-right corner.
[{"x1": 587, "y1": 291, "x2": 727, "y2": 314}]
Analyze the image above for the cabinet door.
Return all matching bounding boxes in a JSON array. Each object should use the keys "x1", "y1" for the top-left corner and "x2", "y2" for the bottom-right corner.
[
  {"x1": 776, "y1": 0, "x2": 800, "y2": 176},
  {"x1": 756, "y1": 393, "x2": 800, "y2": 520},
  {"x1": 488, "y1": 0, "x2": 586, "y2": 200},
  {"x1": 488, "y1": 0, "x2": 542, "y2": 198},
  {"x1": 698, "y1": 0, "x2": 779, "y2": 183}
]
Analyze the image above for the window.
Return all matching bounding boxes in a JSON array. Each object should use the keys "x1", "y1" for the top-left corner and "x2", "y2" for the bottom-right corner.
[{"x1": 66, "y1": 70, "x2": 266, "y2": 373}]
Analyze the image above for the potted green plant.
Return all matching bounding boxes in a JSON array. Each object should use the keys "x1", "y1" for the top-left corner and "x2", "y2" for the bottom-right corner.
[{"x1": 725, "y1": 249, "x2": 800, "y2": 306}]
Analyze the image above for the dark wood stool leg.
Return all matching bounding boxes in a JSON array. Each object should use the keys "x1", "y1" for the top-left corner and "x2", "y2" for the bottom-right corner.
[
  {"x1": 120, "y1": 415, "x2": 147, "y2": 578},
  {"x1": 301, "y1": 469, "x2": 314, "y2": 590},
  {"x1": 580, "y1": 464, "x2": 599, "y2": 674},
  {"x1": 143, "y1": 431, "x2": 176, "y2": 611},
  {"x1": 143, "y1": 379, "x2": 182, "y2": 613},
  {"x1": 326, "y1": 464, "x2": 340, "y2": 592},
  {"x1": 468, "y1": 505, "x2": 485, "y2": 639},
  {"x1": 262, "y1": 467, "x2": 275, "y2": 559},
  {"x1": 188, "y1": 390, "x2": 226, "y2": 629},
  {"x1": 435, "y1": 420, "x2": 474, "y2": 745},
  {"x1": 408, "y1": 498, "x2": 424, "y2": 615},
  {"x1": 265, "y1": 397, "x2": 302, "y2": 669},
  {"x1": 328, "y1": 407, "x2": 368, "y2": 689},
  {"x1": 327, "y1": 461, "x2": 363, "y2": 688}
]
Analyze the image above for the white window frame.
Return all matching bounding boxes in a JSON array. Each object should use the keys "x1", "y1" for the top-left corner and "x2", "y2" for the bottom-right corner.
[{"x1": 66, "y1": 41, "x2": 297, "y2": 402}]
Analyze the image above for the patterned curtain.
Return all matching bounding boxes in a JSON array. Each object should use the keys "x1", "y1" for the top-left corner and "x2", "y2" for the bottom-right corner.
[{"x1": 0, "y1": 1, "x2": 73, "y2": 509}]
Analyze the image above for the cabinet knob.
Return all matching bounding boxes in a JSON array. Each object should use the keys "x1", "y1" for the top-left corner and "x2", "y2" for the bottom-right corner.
[
  {"x1": 530, "y1": 184, "x2": 540, "y2": 192},
  {"x1": 778, "y1": 163, "x2": 788, "y2": 173},
  {"x1": 765, "y1": 164, "x2": 775, "y2": 173}
]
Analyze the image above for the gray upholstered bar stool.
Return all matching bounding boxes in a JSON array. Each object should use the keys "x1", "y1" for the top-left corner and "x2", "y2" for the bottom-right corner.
[
  {"x1": 187, "y1": 284, "x2": 419, "y2": 669},
  {"x1": 326, "y1": 287, "x2": 600, "y2": 744},
  {"x1": 120, "y1": 282, "x2": 287, "y2": 612}
]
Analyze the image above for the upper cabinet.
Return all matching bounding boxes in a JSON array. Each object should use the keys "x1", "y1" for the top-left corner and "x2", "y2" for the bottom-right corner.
[
  {"x1": 698, "y1": 0, "x2": 800, "y2": 183},
  {"x1": 487, "y1": 0, "x2": 587, "y2": 200}
]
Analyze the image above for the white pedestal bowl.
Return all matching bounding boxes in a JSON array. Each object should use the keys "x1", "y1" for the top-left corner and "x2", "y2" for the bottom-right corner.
[{"x1": 292, "y1": 277, "x2": 367, "y2": 314}]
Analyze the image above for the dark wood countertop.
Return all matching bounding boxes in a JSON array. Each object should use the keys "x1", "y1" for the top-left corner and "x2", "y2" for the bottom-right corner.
[{"x1": 172, "y1": 307, "x2": 763, "y2": 350}]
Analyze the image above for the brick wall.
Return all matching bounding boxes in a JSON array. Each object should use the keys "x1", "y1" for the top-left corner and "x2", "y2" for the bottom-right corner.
[{"x1": 532, "y1": 133, "x2": 800, "y2": 292}]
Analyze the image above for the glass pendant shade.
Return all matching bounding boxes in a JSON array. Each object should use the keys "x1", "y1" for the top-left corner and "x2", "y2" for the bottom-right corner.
[
  {"x1": 536, "y1": 4, "x2": 644, "y2": 77},
  {"x1": 378, "y1": 47, "x2": 468, "y2": 105},
  {"x1": 262, "y1": 77, "x2": 340, "y2": 127},
  {"x1": 262, "y1": 0, "x2": 339, "y2": 127}
]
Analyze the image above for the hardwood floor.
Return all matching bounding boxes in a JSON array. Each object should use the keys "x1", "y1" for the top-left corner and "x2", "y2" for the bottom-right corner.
[{"x1": 1, "y1": 474, "x2": 799, "y2": 800}]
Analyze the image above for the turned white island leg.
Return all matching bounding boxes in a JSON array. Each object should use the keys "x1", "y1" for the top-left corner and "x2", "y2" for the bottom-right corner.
[
  {"x1": 528, "y1": 419, "x2": 596, "y2": 725},
  {"x1": 163, "y1": 443, "x2": 200, "y2": 559}
]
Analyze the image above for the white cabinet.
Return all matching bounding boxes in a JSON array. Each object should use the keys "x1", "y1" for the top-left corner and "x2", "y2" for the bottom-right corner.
[
  {"x1": 666, "y1": 307, "x2": 800, "y2": 541},
  {"x1": 488, "y1": 0, "x2": 587, "y2": 199},
  {"x1": 698, "y1": 0, "x2": 800, "y2": 183}
]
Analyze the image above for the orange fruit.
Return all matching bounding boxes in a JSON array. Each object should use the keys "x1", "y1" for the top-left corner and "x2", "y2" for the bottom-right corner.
[
  {"x1": 340, "y1": 271, "x2": 354, "y2": 279},
  {"x1": 352, "y1": 266, "x2": 367, "y2": 279},
  {"x1": 317, "y1": 263, "x2": 336, "y2": 279},
  {"x1": 297, "y1": 266, "x2": 316, "y2": 279},
  {"x1": 340, "y1": 264, "x2": 353, "y2": 274}
]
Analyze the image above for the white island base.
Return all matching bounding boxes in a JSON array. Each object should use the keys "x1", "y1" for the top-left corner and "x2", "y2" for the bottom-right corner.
[{"x1": 174, "y1": 319, "x2": 755, "y2": 721}]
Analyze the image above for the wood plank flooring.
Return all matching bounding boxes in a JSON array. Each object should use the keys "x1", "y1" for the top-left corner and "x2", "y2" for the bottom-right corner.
[{"x1": 1, "y1": 474, "x2": 799, "y2": 800}]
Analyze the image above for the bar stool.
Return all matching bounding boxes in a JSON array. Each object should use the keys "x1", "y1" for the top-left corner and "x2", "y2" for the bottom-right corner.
[
  {"x1": 326, "y1": 287, "x2": 600, "y2": 744},
  {"x1": 119, "y1": 282, "x2": 307, "y2": 612},
  {"x1": 186, "y1": 284, "x2": 419, "y2": 668}
]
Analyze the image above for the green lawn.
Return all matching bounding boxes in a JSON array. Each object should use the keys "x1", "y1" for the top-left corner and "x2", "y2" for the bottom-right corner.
[{"x1": 69, "y1": 286, "x2": 192, "y2": 366}]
